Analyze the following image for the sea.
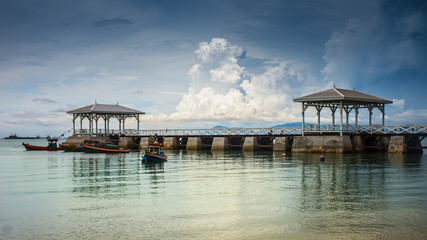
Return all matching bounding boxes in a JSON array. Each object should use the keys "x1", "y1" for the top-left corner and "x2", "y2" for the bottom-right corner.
[{"x1": 1, "y1": 138, "x2": 427, "y2": 240}]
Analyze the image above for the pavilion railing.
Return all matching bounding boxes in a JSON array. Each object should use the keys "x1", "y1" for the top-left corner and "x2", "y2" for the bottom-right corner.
[{"x1": 72, "y1": 125, "x2": 427, "y2": 136}]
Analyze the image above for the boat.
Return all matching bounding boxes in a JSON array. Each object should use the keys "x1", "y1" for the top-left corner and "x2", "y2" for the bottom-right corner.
[
  {"x1": 82, "y1": 137, "x2": 129, "y2": 153},
  {"x1": 6, "y1": 133, "x2": 41, "y2": 139},
  {"x1": 61, "y1": 140, "x2": 99, "y2": 152},
  {"x1": 22, "y1": 138, "x2": 63, "y2": 151},
  {"x1": 82, "y1": 144, "x2": 130, "y2": 153},
  {"x1": 142, "y1": 143, "x2": 167, "y2": 163}
]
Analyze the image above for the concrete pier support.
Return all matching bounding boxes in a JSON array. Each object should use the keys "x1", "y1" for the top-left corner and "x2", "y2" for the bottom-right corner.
[
  {"x1": 273, "y1": 137, "x2": 292, "y2": 152},
  {"x1": 163, "y1": 137, "x2": 179, "y2": 150},
  {"x1": 139, "y1": 137, "x2": 154, "y2": 150},
  {"x1": 351, "y1": 135, "x2": 364, "y2": 152},
  {"x1": 186, "y1": 137, "x2": 203, "y2": 150},
  {"x1": 242, "y1": 137, "x2": 258, "y2": 151},
  {"x1": 211, "y1": 137, "x2": 230, "y2": 151},
  {"x1": 387, "y1": 136, "x2": 422, "y2": 153},
  {"x1": 118, "y1": 137, "x2": 136, "y2": 149},
  {"x1": 292, "y1": 136, "x2": 353, "y2": 153}
]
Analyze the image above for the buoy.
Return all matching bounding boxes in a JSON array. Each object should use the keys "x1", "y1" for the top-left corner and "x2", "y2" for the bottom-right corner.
[{"x1": 320, "y1": 156, "x2": 325, "y2": 161}]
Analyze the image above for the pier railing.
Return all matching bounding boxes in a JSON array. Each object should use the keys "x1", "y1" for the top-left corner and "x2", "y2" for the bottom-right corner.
[{"x1": 73, "y1": 125, "x2": 427, "y2": 137}]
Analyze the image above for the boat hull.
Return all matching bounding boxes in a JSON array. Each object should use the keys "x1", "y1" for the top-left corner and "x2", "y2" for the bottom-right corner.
[
  {"x1": 61, "y1": 145, "x2": 84, "y2": 152},
  {"x1": 83, "y1": 145, "x2": 130, "y2": 153},
  {"x1": 142, "y1": 152, "x2": 167, "y2": 162},
  {"x1": 23, "y1": 143, "x2": 63, "y2": 151}
]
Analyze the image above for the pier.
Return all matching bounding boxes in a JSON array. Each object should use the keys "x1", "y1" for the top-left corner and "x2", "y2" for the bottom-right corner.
[
  {"x1": 64, "y1": 88, "x2": 427, "y2": 153},
  {"x1": 65, "y1": 125, "x2": 427, "y2": 153}
]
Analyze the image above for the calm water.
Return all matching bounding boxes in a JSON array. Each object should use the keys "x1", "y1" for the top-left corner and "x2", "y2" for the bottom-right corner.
[{"x1": 1, "y1": 139, "x2": 427, "y2": 240}]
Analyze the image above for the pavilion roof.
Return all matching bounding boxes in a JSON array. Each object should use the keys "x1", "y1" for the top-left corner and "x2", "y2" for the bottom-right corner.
[
  {"x1": 293, "y1": 87, "x2": 393, "y2": 104},
  {"x1": 67, "y1": 103, "x2": 145, "y2": 115}
]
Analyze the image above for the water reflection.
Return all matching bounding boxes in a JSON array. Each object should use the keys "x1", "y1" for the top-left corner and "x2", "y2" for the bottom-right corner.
[
  {"x1": 143, "y1": 162, "x2": 165, "y2": 194},
  {"x1": 291, "y1": 152, "x2": 424, "y2": 235},
  {"x1": 71, "y1": 154, "x2": 140, "y2": 197}
]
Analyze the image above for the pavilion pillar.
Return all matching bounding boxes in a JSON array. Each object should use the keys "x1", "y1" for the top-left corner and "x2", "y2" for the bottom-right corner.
[
  {"x1": 343, "y1": 106, "x2": 353, "y2": 131},
  {"x1": 90, "y1": 114, "x2": 94, "y2": 136},
  {"x1": 119, "y1": 119, "x2": 122, "y2": 133},
  {"x1": 340, "y1": 101, "x2": 343, "y2": 136},
  {"x1": 107, "y1": 118, "x2": 110, "y2": 134},
  {"x1": 80, "y1": 116, "x2": 83, "y2": 133},
  {"x1": 95, "y1": 116, "x2": 99, "y2": 135},
  {"x1": 315, "y1": 105, "x2": 322, "y2": 131},
  {"x1": 354, "y1": 106, "x2": 359, "y2": 132},
  {"x1": 329, "y1": 105, "x2": 337, "y2": 130},
  {"x1": 72, "y1": 114, "x2": 77, "y2": 134},
  {"x1": 301, "y1": 103, "x2": 305, "y2": 136},
  {"x1": 368, "y1": 105, "x2": 374, "y2": 127},
  {"x1": 137, "y1": 115, "x2": 140, "y2": 131},
  {"x1": 379, "y1": 104, "x2": 385, "y2": 126},
  {"x1": 346, "y1": 110, "x2": 349, "y2": 130}
]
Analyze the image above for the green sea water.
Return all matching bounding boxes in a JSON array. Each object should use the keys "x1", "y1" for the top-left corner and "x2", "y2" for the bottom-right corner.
[{"x1": 1, "y1": 139, "x2": 427, "y2": 239}]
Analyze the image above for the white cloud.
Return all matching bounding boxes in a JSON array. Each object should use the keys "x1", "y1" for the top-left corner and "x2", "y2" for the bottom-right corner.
[
  {"x1": 391, "y1": 99, "x2": 405, "y2": 111},
  {"x1": 389, "y1": 109, "x2": 427, "y2": 125},
  {"x1": 167, "y1": 38, "x2": 319, "y2": 126}
]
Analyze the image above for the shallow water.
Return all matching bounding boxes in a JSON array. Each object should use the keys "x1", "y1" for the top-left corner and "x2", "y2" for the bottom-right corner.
[{"x1": 1, "y1": 139, "x2": 427, "y2": 239}]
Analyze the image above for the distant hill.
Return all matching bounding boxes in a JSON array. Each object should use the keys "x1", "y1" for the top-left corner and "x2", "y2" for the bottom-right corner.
[
  {"x1": 212, "y1": 125, "x2": 229, "y2": 129},
  {"x1": 271, "y1": 122, "x2": 303, "y2": 128}
]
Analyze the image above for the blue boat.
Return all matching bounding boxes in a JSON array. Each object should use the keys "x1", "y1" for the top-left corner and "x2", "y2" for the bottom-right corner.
[{"x1": 142, "y1": 144, "x2": 167, "y2": 163}]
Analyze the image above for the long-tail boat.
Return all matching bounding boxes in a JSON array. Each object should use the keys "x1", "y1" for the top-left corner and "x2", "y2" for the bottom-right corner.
[
  {"x1": 82, "y1": 137, "x2": 129, "y2": 153},
  {"x1": 22, "y1": 138, "x2": 63, "y2": 151},
  {"x1": 142, "y1": 143, "x2": 167, "y2": 163},
  {"x1": 61, "y1": 140, "x2": 100, "y2": 152}
]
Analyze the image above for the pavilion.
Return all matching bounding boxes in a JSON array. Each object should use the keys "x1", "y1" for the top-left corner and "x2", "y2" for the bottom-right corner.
[
  {"x1": 67, "y1": 103, "x2": 145, "y2": 136},
  {"x1": 293, "y1": 86, "x2": 393, "y2": 135}
]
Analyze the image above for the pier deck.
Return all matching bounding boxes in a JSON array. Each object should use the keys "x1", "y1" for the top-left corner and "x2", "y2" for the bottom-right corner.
[
  {"x1": 73, "y1": 125, "x2": 427, "y2": 137},
  {"x1": 66, "y1": 125, "x2": 427, "y2": 153}
]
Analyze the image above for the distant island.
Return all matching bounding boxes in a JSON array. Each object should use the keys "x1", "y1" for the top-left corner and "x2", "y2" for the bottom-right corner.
[{"x1": 4, "y1": 134, "x2": 42, "y2": 139}]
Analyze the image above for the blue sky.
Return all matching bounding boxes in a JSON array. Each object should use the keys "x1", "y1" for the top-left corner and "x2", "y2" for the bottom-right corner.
[{"x1": 0, "y1": 0, "x2": 426, "y2": 137}]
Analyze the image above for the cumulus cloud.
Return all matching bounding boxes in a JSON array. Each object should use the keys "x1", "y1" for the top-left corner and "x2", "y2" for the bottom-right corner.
[
  {"x1": 389, "y1": 109, "x2": 427, "y2": 125},
  {"x1": 94, "y1": 18, "x2": 133, "y2": 27},
  {"x1": 391, "y1": 99, "x2": 405, "y2": 110},
  {"x1": 169, "y1": 38, "x2": 318, "y2": 125}
]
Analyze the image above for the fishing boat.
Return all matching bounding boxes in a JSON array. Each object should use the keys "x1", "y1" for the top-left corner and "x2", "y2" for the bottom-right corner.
[
  {"x1": 61, "y1": 140, "x2": 99, "y2": 152},
  {"x1": 83, "y1": 137, "x2": 129, "y2": 153},
  {"x1": 142, "y1": 143, "x2": 167, "y2": 163},
  {"x1": 22, "y1": 138, "x2": 63, "y2": 151},
  {"x1": 82, "y1": 145, "x2": 130, "y2": 153}
]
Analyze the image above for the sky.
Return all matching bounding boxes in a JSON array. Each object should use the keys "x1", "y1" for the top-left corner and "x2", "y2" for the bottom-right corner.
[{"x1": 0, "y1": 0, "x2": 426, "y2": 137}]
